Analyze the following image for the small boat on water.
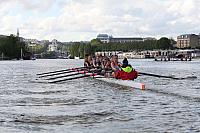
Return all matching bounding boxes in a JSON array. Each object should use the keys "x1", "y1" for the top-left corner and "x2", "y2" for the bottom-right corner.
[
  {"x1": 36, "y1": 67, "x2": 146, "y2": 90},
  {"x1": 31, "y1": 57, "x2": 36, "y2": 60}
]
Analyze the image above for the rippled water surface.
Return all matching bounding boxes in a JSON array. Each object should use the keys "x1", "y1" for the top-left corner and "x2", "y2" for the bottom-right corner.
[{"x1": 0, "y1": 59, "x2": 200, "y2": 133}]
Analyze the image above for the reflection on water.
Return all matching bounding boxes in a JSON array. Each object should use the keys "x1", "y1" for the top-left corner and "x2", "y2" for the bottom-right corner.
[{"x1": 0, "y1": 59, "x2": 200, "y2": 133}]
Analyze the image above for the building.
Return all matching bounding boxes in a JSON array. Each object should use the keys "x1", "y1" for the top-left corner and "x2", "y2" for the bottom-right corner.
[
  {"x1": 48, "y1": 39, "x2": 59, "y2": 52},
  {"x1": 177, "y1": 34, "x2": 199, "y2": 48},
  {"x1": 48, "y1": 44, "x2": 57, "y2": 52},
  {"x1": 97, "y1": 34, "x2": 111, "y2": 43},
  {"x1": 97, "y1": 34, "x2": 156, "y2": 43},
  {"x1": 0, "y1": 35, "x2": 7, "y2": 38},
  {"x1": 143, "y1": 37, "x2": 157, "y2": 41},
  {"x1": 52, "y1": 39, "x2": 58, "y2": 45},
  {"x1": 110, "y1": 37, "x2": 144, "y2": 43}
]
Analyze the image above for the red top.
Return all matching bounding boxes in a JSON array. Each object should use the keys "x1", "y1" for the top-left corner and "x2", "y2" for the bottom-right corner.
[{"x1": 114, "y1": 70, "x2": 138, "y2": 80}]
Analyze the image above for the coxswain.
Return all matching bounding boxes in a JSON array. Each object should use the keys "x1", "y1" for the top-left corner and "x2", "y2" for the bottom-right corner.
[{"x1": 114, "y1": 58, "x2": 138, "y2": 80}]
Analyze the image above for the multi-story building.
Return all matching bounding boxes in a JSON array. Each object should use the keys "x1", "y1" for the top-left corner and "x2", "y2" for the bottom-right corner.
[
  {"x1": 110, "y1": 37, "x2": 144, "y2": 43},
  {"x1": 48, "y1": 39, "x2": 59, "y2": 52},
  {"x1": 177, "y1": 34, "x2": 199, "y2": 48},
  {"x1": 143, "y1": 37, "x2": 157, "y2": 41},
  {"x1": 52, "y1": 39, "x2": 58, "y2": 45},
  {"x1": 97, "y1": 34, "x2": 156, "y2": 43},
  {"x1": 97, "y1": 34, "x2": 111, "y2": 43},
  {"x1": 48, "y1": 44, "x2": 58, "y2": 52}
]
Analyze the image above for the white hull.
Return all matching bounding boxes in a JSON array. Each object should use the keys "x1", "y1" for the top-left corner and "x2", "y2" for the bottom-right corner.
[
  {"x1": 34, "y1": 70, "x2": 145, "y2": 89},
  {"x1": 93, "y1": 75, "x2": 145, "y2": 90}
]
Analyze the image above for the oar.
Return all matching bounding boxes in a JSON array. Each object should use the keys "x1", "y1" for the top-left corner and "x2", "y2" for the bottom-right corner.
[
  {"x1": 37, "y1": 67, "x2": 86, "y2": 76},
  {"x1": 139, "y1": 72, "x2": 197, "y2": 80},
  {"x1": 38, "y1": 68, "x2": 87, "y2": 78},
  {"x1": 38, "y1": 70, "x2": 75, "y2": 78},
  {"x1": 49, "y1": 73, "x2": 97, "y2": 83},
  {"x1": 46, "y1": 71, "x2": 88, "y2": 80}
]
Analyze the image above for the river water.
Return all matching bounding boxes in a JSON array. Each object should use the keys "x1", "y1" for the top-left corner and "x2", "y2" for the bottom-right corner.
[{"x1": 0, "y1": 59, "x2": 200, "y2": 133}]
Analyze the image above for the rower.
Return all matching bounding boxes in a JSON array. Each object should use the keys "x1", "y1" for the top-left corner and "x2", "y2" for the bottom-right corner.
[
  {"x1": 101, "y1": 56, "x2": 112, "y2": 77},
  {"x1": 114, "y1": 58, "x2": 138, "y2": 80},
  {"x1": 95, "y1": 55, "x2": 103, "y2": 67},
  {"x1": 111, "y1": 55, "x2": 121, "y2": 71},
  {"x1": 84, "y1": 55, "x2": 89, "y2": 67},
  {"x1": 84, "y1": 55, "x2": 92, "y2": 68}
]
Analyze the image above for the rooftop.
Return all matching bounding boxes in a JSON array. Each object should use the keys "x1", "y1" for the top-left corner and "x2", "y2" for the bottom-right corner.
[
  {"x1": 111, "y1": 37, "x2": 143, "y2": 40},
  {"x1": 97, "y1": 34, "x2": 109, "y2": 38}
]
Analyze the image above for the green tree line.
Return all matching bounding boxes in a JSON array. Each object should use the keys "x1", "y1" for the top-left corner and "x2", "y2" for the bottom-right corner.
[
  {"x1": 0, "y1": 35, "x2": 27, "y2": 59},
  {"x1": 68, "y1": 42, "x2": 94, "y2": 59},
  {"x1": 69, "y1": 37, "x2": 174, "y2": 58}
]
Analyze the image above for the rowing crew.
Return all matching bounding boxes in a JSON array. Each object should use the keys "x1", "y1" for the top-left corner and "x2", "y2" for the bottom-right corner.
[{"x1": 84, "y1": 54, "x2": 138, "y2": 80}]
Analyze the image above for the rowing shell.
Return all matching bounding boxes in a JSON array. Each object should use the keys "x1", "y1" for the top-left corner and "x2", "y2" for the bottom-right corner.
[
  {"x1": 92, "y1": 74, "x2": 145, "y2": 90},
  {"x1": 33, "y1": 70, "x2": 145, "y2": 89}
]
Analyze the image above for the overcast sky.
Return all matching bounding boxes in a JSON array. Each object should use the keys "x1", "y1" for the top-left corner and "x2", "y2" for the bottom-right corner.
[{"x1": 0, "y1": 0, "x2": 200, "y2": 41}]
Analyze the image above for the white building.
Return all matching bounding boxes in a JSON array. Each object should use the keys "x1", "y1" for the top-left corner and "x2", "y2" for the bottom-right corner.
[
  {"x1": 52, "y1": 39, "x2": 58, "y2": 45},
  {"x1": 48, "y1": 44, "x2": 57, "y2": 52},
  {"x1": 48, "y1": 39, "x2": 58, "y2": 52},
  {"x1": 97, "y1": 34, "x2": 111, "y2": 43},
  {"x1": 97, "y1": 34, "x2": 156, "y2": 44}
]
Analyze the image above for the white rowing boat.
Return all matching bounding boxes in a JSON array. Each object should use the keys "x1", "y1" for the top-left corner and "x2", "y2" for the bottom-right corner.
[
  {"x1": 35, "y1": 68, "x2": 145, "y2": 89},
  {"x1": 92, "y1": 74, "x2": 145, "y2": 90}
]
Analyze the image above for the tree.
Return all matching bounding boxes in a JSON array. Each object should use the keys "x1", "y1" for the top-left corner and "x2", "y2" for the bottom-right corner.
[
  {"x1": 91, "y1": 38, "x2": 102, "y2": 46},
  {"x1": 68, "y1": 37, "x2": 175, "y2": 57},
  {"x1": 156, "y1": 37, "x2": 173, "y2": 49},
  {"x1": 79, "y1": 44, "x2": 85, "y2": 59},
  {"x1": 0, "y1": 35, "x2": 27, "y2": 59},
  {"x1": 169, "y1": 38, "x2": 177, "y2": 49},
  {"x1": 84, "y1": 43, "x2": 93, "y2": 55},
  {"x1": 69, "y1": 42, "x2": 81, "y2": 58}
]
